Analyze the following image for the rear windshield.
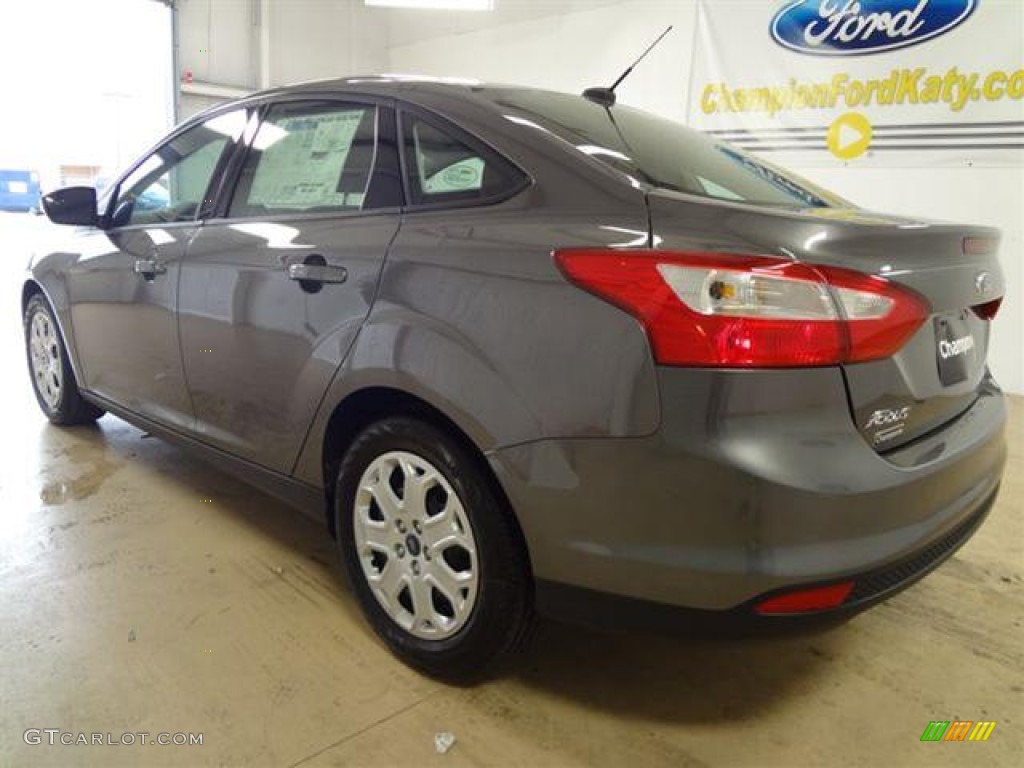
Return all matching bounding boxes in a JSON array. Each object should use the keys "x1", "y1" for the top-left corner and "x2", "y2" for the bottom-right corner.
[{"x1": 488, "y1": 89, "x2": 846, "y2": 209}]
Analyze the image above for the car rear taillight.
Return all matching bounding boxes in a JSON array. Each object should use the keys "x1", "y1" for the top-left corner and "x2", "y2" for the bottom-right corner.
[
  {"x1": 972, "y1": 298, "x2": 1002, "y2": 321},
  {"x1": 554, "y1": 250, "x2": 930, "y2": 368}
]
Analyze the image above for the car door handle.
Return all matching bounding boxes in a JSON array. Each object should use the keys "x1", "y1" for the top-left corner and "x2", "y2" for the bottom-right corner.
[
  {"x1": 134, "y1": 258, "x2": 167, "y2": 278},
  {"x1": 287, "y1": 263, "x2": 348, "y2": 284}
]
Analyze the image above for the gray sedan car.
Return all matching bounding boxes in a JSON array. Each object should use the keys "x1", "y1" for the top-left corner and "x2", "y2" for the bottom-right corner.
[{"x1": 24, "y1": 77, "x2": 1006, "y2": 678}]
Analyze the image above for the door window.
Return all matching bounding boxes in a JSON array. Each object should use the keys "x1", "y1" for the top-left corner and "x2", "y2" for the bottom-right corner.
[
  {"x1": 229, "y1": 103, "x2": 378, "y2": 217},
  {"x1": 113, "y1": 110, "x2": 246, "y2": 227},
  {"x1": 401, "y1": 113, "x2": 527, "y2": 206}
]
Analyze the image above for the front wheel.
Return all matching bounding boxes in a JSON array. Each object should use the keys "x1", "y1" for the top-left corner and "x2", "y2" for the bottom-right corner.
[
  {"x1": 335, "y1": 417, "x2": 532, "y2": 680},
  {"x1": 24, "y1": 293, "x2": 104, "y2": 425}
]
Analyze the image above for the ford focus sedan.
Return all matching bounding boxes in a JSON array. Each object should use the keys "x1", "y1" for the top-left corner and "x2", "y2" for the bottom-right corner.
[{"x1": 23, "y1": 77, "x2": 1006, "y2": 679}]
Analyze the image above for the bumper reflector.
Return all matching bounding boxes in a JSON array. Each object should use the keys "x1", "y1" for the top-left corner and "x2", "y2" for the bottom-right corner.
[{"x1": 754, "y1": 581, "x2": 855, "y2": 615}]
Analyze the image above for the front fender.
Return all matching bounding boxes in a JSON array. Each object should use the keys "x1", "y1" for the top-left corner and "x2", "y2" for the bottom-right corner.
[{"x1": 24, "y1": 253, "x2": 85, "y2": 385}]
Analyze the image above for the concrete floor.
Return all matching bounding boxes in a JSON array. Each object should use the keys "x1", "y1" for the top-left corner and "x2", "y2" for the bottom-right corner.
[{"x1": 0, "y1": 212, "x2": 1022, "y2": 767}]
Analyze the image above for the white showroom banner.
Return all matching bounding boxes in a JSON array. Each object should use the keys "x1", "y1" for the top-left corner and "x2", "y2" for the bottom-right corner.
[{"x1": 688, "y1": 0, "x2": 1024, "y2": 165}]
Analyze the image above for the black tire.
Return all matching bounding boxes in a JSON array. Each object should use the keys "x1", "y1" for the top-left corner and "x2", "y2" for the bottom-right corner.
[
  {"x1": 23, "y1": 293, "x2": 105, "y2": 425},
  {"x1": 335, "y1": 416, "x2": 532, "y2": 681}
]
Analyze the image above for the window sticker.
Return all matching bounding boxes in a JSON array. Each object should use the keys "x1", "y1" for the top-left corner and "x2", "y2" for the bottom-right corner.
[
  {"x1": 423, "y1": 157, "x2": 484, "y2": 194},
  {"x1": 249, "y1": 110, "x2": 365, "y2": 209}
]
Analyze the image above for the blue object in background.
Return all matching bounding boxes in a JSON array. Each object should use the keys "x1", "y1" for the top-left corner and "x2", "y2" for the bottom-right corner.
[{"x1": 0, "y1": 169, "x2": 42, "y2": 212}]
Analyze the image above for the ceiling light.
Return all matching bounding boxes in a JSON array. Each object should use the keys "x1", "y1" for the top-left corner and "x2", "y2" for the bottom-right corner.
[{"x1": 365, "y1": 0, "x2": 494, "y2": 10}]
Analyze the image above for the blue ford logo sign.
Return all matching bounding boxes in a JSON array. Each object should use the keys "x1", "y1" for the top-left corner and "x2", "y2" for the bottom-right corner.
[{"x1": 771, "y1": 0, "x2": 977, "y2": 56}]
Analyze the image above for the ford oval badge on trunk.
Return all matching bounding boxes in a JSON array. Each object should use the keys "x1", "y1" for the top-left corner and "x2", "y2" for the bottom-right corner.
[{"x1": 770, "y1": 0, "x2": 977, "y2": 56}]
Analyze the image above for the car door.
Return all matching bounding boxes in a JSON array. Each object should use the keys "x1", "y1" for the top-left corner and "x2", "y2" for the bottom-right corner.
[
  {"x1": 177, "y1": 97, "x2": 403, "y2": 472},
  {"x1": 66, "y1": 110, "x2": 248, "y2": 431}
]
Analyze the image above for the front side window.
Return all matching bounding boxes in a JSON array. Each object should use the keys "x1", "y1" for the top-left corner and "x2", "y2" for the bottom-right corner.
[
  {"x1": 401, "y1": 113, "x2": 526, "y2": 206},
  {"x1": 113, "y1": 110, "x2": 246, "y2": 227},
  {"x1": 229, "y1": 103, "x2": 377, "y2": 217}
]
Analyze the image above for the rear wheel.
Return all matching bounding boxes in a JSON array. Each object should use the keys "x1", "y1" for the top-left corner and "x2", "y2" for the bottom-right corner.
[
  {"x1": 335, "y1": 416, "x2": 531, "y2": 680},
  {"x1": 24, "y1": 293, "x2": 104, "y2": 425}
]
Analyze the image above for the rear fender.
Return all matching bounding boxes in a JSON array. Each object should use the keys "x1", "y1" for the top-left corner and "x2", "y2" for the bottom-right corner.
[{"x1": 290, "y1": 314, "x2": 540, "y2": 487}]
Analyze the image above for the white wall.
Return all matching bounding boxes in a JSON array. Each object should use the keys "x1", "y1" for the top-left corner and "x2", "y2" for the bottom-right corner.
[
  {"x1": 176, "y1": 0, "x2": 390, "y2": 118},
  {"x1": 177, "y1": 0, "x2": 256, "y2": 89},
  {"x1": 386, "y1": 0, "x2": 1024, "y2": 394},
  {"x1": 387, "y1": 0, "x2": 696, "y2": 117},
  {"x1": 269, "y1": 0, "x2": 388, "y2": 85}
]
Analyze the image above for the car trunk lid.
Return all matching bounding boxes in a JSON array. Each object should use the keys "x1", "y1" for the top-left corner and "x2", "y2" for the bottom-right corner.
[{"x1": 647, "y1": 191, "x2": 1004, "y2": 451}]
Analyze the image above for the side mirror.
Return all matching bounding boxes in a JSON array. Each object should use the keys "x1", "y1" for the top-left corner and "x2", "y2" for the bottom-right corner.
[{"x1": 41, "y1": 187, "x2": 98, "y2": 227}]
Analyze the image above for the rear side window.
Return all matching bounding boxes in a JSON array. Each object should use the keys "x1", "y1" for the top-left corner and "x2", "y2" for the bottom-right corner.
[
  {"x1": 401, "y1": 112, "x2": 526, "y2": 207},
  {"x1": 230, "y1": 102, "x2": 378, "y2": 217}
]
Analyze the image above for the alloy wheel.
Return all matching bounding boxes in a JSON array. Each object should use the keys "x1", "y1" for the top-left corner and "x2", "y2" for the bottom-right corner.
[
  {"x1": 353, "y1": 450, "x2": 479, "y2": 640},
  {"x1": 29, "y1": 311, "x2": 62, "y2": 410}
]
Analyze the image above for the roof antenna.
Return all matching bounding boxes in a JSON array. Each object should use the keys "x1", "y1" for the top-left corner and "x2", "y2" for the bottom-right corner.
[{"x1": 583, "y1": 26, "x2": 673, "y2": 108}]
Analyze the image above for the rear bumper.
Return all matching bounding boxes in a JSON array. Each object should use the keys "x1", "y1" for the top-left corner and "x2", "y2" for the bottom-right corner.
[
  {"x1": 489, "y1": 367, "x2": 1006, "y2": 615},
  {"x1": 531, "y1": 483, "x2": 996, "y2": 636},
  {"x1": 535, "y1": 485, "x2": 996, "y2": 634}
]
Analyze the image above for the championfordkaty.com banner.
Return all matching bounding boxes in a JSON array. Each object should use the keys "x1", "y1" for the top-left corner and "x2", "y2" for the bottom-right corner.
[{"x1": 688, "y1": 0, "x2": 1024, "y2": 165}]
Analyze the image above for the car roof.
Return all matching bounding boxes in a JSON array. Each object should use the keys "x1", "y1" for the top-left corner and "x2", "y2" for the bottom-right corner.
[
  {"x1": 186, "y1": 75, "x2": 561, "y2": 126},
  {"x1": 255, "y1": 75, "x2": 522, "y2": 98}
]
